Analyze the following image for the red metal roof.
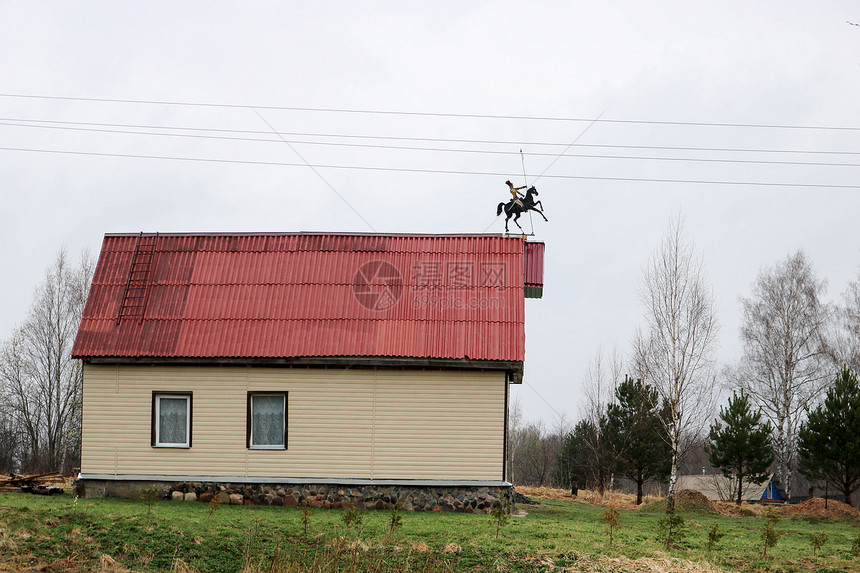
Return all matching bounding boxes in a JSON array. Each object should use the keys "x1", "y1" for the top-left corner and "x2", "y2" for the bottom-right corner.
[
  {"x1": 524, "y1": 242, "x2": 545, "y2": 288},
  {"x1": 73, "y1": 233, "x2": 537, "y2": 363}
]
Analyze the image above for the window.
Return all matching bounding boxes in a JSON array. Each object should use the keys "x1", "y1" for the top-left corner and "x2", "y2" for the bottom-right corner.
[
  {"x1": 247, "y1": 393, "x2": 287, "y2": 449},
  {"x1": 152, "y1": 393, "x2": 192, "y2": 448}
]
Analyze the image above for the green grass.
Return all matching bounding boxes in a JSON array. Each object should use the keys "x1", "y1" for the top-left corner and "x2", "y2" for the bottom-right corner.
[{"x1": 1, "y1": 492, "x2": 859, "y2": 572}]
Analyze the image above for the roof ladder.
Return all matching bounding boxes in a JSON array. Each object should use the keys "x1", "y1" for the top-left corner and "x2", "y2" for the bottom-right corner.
[{"x1": 117, "y1": 232, "x2": 158, "y2": 324}]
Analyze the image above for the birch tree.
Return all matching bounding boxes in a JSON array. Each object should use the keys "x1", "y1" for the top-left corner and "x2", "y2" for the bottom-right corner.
[
  {"x1": 633, "y1": 217, "x2": 718, "y2": 511},
  {"x1": 735, "y1": 251, "x2": 829, "y2": 499}
]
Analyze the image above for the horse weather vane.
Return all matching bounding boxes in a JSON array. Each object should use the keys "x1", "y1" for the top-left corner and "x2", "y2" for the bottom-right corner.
[{"x1": 497, "y1": 179, "x2": 548, "y2": 234}]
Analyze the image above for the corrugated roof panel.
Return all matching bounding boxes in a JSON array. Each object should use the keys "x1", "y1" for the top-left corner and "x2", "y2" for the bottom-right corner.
[
  {"x1": 524, "y1": 241, "x2": 545, "y2": 287},
  {"x1": 73, "y1": 233, "x2": 529, "y2": 362}
]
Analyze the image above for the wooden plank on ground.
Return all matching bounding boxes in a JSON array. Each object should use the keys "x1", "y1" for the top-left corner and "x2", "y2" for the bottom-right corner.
[{"x1": 5, "y1": 472, "x2": 60, "y2": 485}]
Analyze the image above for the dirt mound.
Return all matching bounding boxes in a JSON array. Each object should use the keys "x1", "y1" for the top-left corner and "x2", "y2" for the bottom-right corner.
[
  {"x1": 675, "y1": 489, "x2": 719, "y2": 514},
  {"x1": 675, "y1": 489, "x2": 710, "y2": 504},
  {"x1": 782, "y1": 498, "x2": 859, "y2": 520},
  {"x1": 641, "y1": 489, "x2": 719, "y2": 514}
]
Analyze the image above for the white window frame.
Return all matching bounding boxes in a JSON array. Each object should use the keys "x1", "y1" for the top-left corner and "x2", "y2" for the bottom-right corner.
[
  {"x1": 153, "y1": 393, "x2": 191, "y2": 448},
  {"x1": 248, "y1": 392, "x2": 287, "y2": 450}
]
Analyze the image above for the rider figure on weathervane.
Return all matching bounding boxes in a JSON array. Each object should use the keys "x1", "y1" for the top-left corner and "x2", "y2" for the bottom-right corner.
[
  {"x1": 505, "y1": 180, "x2": 526, "y2": 208},
  {"x1": 497, "y1": 179, "x2": 549, "y2": 233}
]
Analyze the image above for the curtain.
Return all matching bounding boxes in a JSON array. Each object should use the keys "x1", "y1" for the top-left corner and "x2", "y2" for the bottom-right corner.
[
  {"x1": 252, "y1": 395, "x2": 284, "y2": 447},
  {"x1": 159, "y1": 397, "x2": 188, "y2": 445}
]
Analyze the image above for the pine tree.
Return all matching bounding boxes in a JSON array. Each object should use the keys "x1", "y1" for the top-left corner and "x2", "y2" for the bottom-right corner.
[
  {"x1": 707, "y1": 391, "x2": 774, "y2": 505},
  {"x1": 606, "y1": 376, "x2": 671, "y2": 504},
  {"x1": 798, "y1": 367, "x2": 860, "y2": 505},
  {"x1": 555, "y1": 416, "x2": 614, "y2": 494},
  {"x1": 555, "y1": 420, "x2": 593, "y2": 493}
]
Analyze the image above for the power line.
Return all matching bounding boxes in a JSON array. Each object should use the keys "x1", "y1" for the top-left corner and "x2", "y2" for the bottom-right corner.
[
  {"x1": 4, "y1": 116, "x2": 860, "y2": 156},
  {"x1": 4, "y1": 120, "x2": 860, "y2": 169},
  {"x1": 2, "y1": 92, "x2": 859, "y2": 132},
  {"x1": 3, "y1": 145, "x2": 859, "y2": 189},
  {"x1": 534, "y1": 108, "x2": 607, "y2": 183},
  {"x1": 253, "y1": 109, "x2": 376, "y2": 232}
]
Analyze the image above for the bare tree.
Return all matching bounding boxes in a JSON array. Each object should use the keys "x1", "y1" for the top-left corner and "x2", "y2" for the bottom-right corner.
[
  {"x1": 734, "y1": 251, "x2": 829, "y2": 499},
  {"x1": 827, "y1": 272, "x2": 860, "y2": 374},
  {"x1": 633, "y1": 217, "x2": 719, "y2": 511},
  {"x1": 507, "y1": 396, "x2": 524, "y2": 485},
  {"x1": 548, "y1": 412, "x2": 571, "y2": 464},
  {"x1": 0, "y1": 248, "x2": 94, "y2": 473},
  {"x1": 516, "y1": 420, "x2": 553, "y2": 486},
  {"x1": 577, "y1": 348, "x2": 625, "y2": 494},
  {"x1": 0, "y1": 389, "x2": 22, "y2": 473},
  {"x1": 0, "y1": 331, "x2": 44, "y2": 471},
  {"x1": 507, "y1": 392, "x2": 571, "y2": 487},
  {"x1": 509, "y1": 414, "x2": 570, "y2": 487},
  {"x1": 580, "y1": 348, "x2": 624, "y2": 424}
]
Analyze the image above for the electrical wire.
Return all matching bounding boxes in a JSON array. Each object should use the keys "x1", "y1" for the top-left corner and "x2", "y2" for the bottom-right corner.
[
  {"x1": 3, "y1": 117, "x2": 859, "y2": 156},
  {"x1": 533, "y1": 108, "x2": 606, "y2": 183},
  {"x1": 253, "y1": 109, "x2": 376, "y2": 231},
  {"x1": 5, "y1": 145, "x2": 855, "y2": 189},
  {"x1": 2, "y1": 92, "x2": 859, "y2": 131},
  {"x1": 3, "y1": 120, "x2": 860, "y2": 168}
]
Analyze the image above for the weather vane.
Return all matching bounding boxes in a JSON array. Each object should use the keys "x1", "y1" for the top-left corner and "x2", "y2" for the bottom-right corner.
[{"x1": 496, "y1": 150, "x2": 548, "y2": 234}]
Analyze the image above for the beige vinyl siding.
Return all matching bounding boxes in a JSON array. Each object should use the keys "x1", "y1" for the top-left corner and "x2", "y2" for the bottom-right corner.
[
  {"x1": 373, "y1": 369, "x2": 504, "y2": 480},
  {"x1": 81, "y1": 364, "x2": 505, "y2": 481}
]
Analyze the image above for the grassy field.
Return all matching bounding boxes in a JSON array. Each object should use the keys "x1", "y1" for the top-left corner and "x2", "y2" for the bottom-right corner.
[{"x1": 1, "y1": 489, "x2": 859, "y2": 572}]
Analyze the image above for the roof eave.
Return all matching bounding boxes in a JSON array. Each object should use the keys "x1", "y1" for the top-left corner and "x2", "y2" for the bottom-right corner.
[{"x1": 79, "y1": 355, "x2": 524, "y2": 375}]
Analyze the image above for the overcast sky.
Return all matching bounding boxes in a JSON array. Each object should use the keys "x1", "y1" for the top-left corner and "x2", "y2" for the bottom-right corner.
[{"x1": 2, "y1": 1, "x2": 860, "y2": 425}]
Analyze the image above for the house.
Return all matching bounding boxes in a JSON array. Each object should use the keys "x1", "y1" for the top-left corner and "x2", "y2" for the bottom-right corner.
[
  {"x1": 72, "y1": 232, "x2": 544, "y2": 512},
  {"x1": 676, "y1": 473, "x2": 785, "y2": 503}
]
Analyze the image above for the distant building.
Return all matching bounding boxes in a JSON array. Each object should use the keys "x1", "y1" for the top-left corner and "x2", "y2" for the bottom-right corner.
[
  {"x1": 677, "y1": 473, "x2": 785, "y2": 503},
  {"x1": 72, "y1": 232, "x2": 544, "y2": 512}
]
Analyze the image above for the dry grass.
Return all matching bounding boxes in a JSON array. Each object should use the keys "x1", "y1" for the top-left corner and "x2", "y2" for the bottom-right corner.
[
  {"x1": 98, "y1": 554, "x2": 137, "y2": 572},
  {"x1": 532, "y1": 550, "x2": 732, "y2": 573},
  {"x1": 710, "y1": 500, "x2": 762, "y2": 516},
  {"x1": 518, "y1": 486, "x2": 860, "y2": 521},
  {"x1": 700, "y1": 494, "x2": 860, "y2": 520},
  {"x1": 516, "y1": 486, "x2": 663, "y2": 508},
  {"x1": 596, "y1": 554, "x2": 732, "y2": 572},
  {"x1": 172, "y1": 559, "x2": 202, "y2": 573},
  {"x1": 516, "y1": 485, "x2": 578, "y2": 501},
  {"x1": 0, "y1": 553, "x2": 140, "y2": 573}
]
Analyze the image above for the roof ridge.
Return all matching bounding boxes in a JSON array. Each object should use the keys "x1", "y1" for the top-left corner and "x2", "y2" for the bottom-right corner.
[{"x1": 104, "y1": 231, "x2": 528, "y2": 239}]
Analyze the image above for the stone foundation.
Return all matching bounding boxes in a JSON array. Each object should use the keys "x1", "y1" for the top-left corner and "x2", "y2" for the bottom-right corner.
[{"x1": 75, "y1": 479, "x2": 511, "y2": 514}]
